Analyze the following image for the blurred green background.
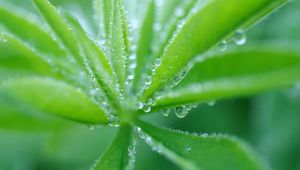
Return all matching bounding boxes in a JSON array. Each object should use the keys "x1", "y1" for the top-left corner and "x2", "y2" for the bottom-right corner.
[{"x1": 0, "y1": 0, "x2": 300, "y2": 170}]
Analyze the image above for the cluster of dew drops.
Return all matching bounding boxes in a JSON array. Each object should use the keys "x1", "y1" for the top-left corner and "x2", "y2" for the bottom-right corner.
[
  {"x1": 133, "y1": 31, "x2": 247, "y2": 120},
  {"x1": 82, "y1": 1, "x2": 248, "y2": 130}
]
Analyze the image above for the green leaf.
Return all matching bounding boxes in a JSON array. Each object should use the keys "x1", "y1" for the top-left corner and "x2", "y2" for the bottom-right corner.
[
  {"x1": 0, "y1": 77, "x2": 108, "y2": 124},
  {"x1": 142, "y1": 0, "x2": 288, "y2": 99},
  {"x1": 110, "y1": 0, "x2": 128, "y2": 90},
  {"x1": 0, "y1": 97, "x2": 69, "y2": 132},
  {"x1": 0, "y1": 32, "x2": 54, "y2": 76},
  {"x1": 32, "y1": 0, "x2": 82, "y2": 60},
  {"x1": 93, "y1": 0, "x2": 114, "y2": 41},
  {"x1": 132, "y1": 0, "x2": 155, "y2": 93},
  {"x1": 65, "y1": 13, "x2": 121, "y2": 108},
  {"x1": 154, "y1": 44, "x2": 300, "y2": 109},
  {"x1": 92, "y1": 124, "x2": 134, "y2": 170},
  {"x1": 33, "y1": 0, "x2": 123, "y2": 109},
  {"x1": 153, "y1": 0, "x2": 198, "y2": 56},
  {"x1": 137, "y1": 121, "x2": 267, "y2": 170},
  {"x1": 93, "y1": 0, "x2": 129, "y2": 89},
  {"x1": 0, "y1": 5, "x2": 64, "y2": 57}
]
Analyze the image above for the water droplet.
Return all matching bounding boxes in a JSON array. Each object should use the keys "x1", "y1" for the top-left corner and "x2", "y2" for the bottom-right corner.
[
  {"x1": 175, "y1": 106, "x2": 188, "y2": 118},
  {"x1": 128, "y1": 74, "x2": 134, "y2": 80},
  {"x1": 202, "y1": 133, "x2": 208, "y2": 137},
  {"x1": 233, "y1": 29, "x2": 247, "y2": 46},
  {"x1": 136, "y1": 127, "x2": 146, "y2": 139},
  {"x1": 128, "y1": 145, "x2": 136, "y2": 157},
  {"x1": 145, "y1": 76, "x2": 152, "y2": 85},
  {"x1": 207, "y1": 101, "x2": 216, "y2": 106},
  {"x1": 129, "y1": 54, "x2": 136, "y2": 60},
  {"x1": 129, "y1": 63, "x2": 137, "y2": 69},
  {"x1": 147, "y1": 98, "x2": 155, "y2": 106},
  {"x1": 88, "y1": 125, "x2": 95, "y2": 131},
  {"x1": 155, "y1": 58, "x2": 162, "y2": 67},
  {"x1": 162, "y1": 109, "x2": 171, "y2": 117},
  {"x1": 89, "y1": 89, "x2": 97, "y2": 96},
  {"x1": 137, "y1": 102, "x2": 145, "y2": 109},
  {"x1": 154, "y1": 23, "x2": 162, "y2": 31},
  {"x1": 171, "y1": 68, "x2": 189, "y2": 88},
  {"x1": 143, "y1": 106, "x2": 151, "y2": 113},
  {"x1": 91, "y1": 76, "x2": 96, "y2": 82},
  {"x1": 183, "y1": 146, "x2": 192, "y2": 154},
  {"x1": 175, "y1": 8, "x2": 184, "y2": 17},
  {"x1": 126, "y1": 143, "x2": 136, "y2": 170},
  {"x1": 108, "y1": 115, "x2": 120, "y2": 128},
  {"x1": 218, "y1": 40, "x2": 227, "y2": 51},
  {"x1": 145, "y1": 136, "x2": 153, "y2": 145}
]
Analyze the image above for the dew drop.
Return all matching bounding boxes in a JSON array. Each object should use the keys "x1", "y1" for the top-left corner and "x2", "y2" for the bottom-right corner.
[
  {"x1": 162, "y1": 109, "x2": 171, "y2": 117},
  {"x1": 129, "y1": 63, "x2": 137, "y2": 69},
  {"x1": 207, "y1": 100, "x2": 216, "y2": 106},
  {"x1": 128, "y1": 74, "x2": 134, "y2": 80},
  {"x1": 136, "y1": 127, "x2": 146, "y2": 139},
  {"x1": 89, "y1": 89, "x2": 97, "y2": 96},
  {"x1": 202, "y1": 133, "x2": 208, "y2": 137},
  {"x1": 108, "y1": 115, "x2": 120, "y2": 128},
  {"x1": 184, "y1": 146, "x2": 192, "y2": 154},
  {"x1": 129, "y1": 54, "x2": 136, "y2": 60},
  {"x1": 137, "y1": 102, "x2": 145, "y2": 109},
  {"x1": 155, "y1": 58, "x2": 162, "y2": 67},
  {"x1": 175, "y1": 106, "x2": 188, "y2": 118},
  {"x1": 175, "y1": 8, "x2": 184, "y2": 17},
  {"x1": 218, "y1": 40, "x2": 227, "y2": 51},
  {"x1": 143, "y1": 106, "x2": 151, "y2": 113},
  {"x1": 145, "y1": 76, "x2": 152, "y2": 85},
  {"x1": 233, "y1": 29, "x2": 247, "y2": 46},
  {"x1": 154, "y1": 23, "x2": 162, "y2": 31},
  {"x1": 88, "y1": 125, "x2": 95, "y2": 131}
]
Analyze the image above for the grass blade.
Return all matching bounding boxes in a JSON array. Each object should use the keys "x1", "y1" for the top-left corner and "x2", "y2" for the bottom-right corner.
[{"x1": 154, "y1": 44, "x2": 300, "y2": 109}]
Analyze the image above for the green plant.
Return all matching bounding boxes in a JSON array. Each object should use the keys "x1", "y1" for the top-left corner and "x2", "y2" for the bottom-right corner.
[{"x1": 1, "y1": 0, "x2": 300, "y2": 169}]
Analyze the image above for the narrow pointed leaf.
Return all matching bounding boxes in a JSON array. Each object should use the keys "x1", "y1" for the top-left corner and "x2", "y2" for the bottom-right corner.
[
  {"x1": 155, "y1": 44, "x2": 300, "y2": 109},
  {"x1": 0, "y1": 32, "x2": 54, "y2": 76},
  {"x1": 65, "y1": 14, "x2": 121, "y2": 108},
  {"x1": 93, "y1": 0, "x2": 114, "y2": 40},
  {"x1": 0, "y1": 77, "x2": 108, "y2": 124},
  {"x1": 32, "y1": 0, "x2": 121, "y2": 109},
  {"x1": 0, "y1": 97, "x2": 69, "y2": 132},
  {"x1": 143, "y1": 0, "x2": 287, "y2": 99},
  {"x1": 138, "y1": 121, "x2": 267, "y2": 170},
  {"x1": 132, "y1": 0, "x2": 155, "y2": 93},
  {"x1": 92, "y1": 124, "x2": 134, "y2": 170},
  {"x1": 32, "y1": 0, "x2": 82, "y2": 63},
  {"x1": 0, "y1": 5, "x2": 64, "y2": 57},
  {"x1": 110, "y1": 0, "x2": 128, "y2": 90},
  {"x1": 94, "y1": 0, "x2": 128, "y2": 90},
  {"x1": 154, "y1": 0, "x2": 198, "y2": 57}
]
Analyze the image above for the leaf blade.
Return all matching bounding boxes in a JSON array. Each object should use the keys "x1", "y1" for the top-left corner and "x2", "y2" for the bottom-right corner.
[
  {"x1": 0, "y1": 5, "x2": 64, "y2": 57},
  {"x1": 92, "y1": 124, "x2": 134, "y2": 170},
  {"x1": 138, "y1": 121, "x2": 267, "y2": 170},
  {"x1": 155, "y1": 44, "x2": 300, "y2": 108},
  {"x1": 143, "y1": 0, "x2": 288, "y2": 99},
  {"x1": 0, "y1": 77, "x2": 108, "y2": 124}
]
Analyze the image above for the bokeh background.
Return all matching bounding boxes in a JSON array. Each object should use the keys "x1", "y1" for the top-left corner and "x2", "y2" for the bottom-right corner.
[{"x1": 0, "y1": 0, "x2": 300, "y2": 169}]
